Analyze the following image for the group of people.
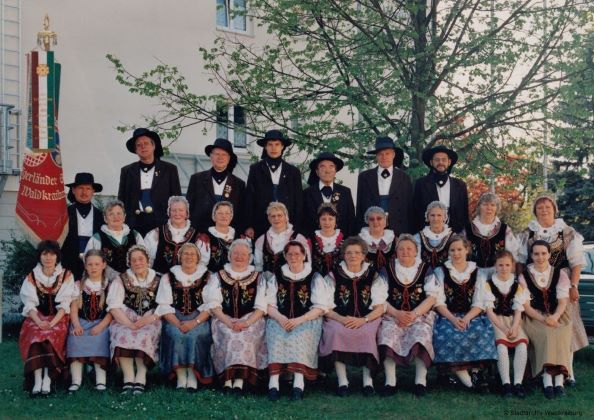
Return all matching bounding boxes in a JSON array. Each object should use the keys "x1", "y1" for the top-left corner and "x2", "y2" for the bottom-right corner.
[{"x1": 18, "y1": 128, "x2": 588, "y2": 401}]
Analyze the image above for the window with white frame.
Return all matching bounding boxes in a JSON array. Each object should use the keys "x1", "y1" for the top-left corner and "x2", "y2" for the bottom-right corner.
[
  {"x1": 216, "y1": 0, "x2": 248, "y2": 33},
  {"x1": 216, "y1": 103, "x2": 247, "y2": 148}
]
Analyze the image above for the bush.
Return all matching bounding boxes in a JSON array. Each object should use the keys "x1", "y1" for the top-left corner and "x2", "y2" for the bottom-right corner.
[{"x1": 0, "y1": 235, "x2": 37, "y2": 295}]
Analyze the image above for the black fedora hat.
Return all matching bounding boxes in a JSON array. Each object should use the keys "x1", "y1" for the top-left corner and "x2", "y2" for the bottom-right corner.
[
  {"x1": 422, "y1": 144, "x2": 458, "y2": 168},
  {"x1": 126, "y1": 128, "x2": 164, "y2": 158},
  {"x1": 256, "y1": 129, "x2": 292, "y2": 147},
  {"x1": 205, "y1": 138, "x2": 238, "y2": 171},
  {"x1": 307, "y1": 152, "x2": 345, "y2": 185},
  {"x1": 66, "y1": 172, "x2": 103, "y2": 192},
  {"x1": 366, "y1": 136, "x2": 404, "y2": 168}
]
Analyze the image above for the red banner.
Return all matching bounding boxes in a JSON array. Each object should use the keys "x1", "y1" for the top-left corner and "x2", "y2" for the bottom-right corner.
[{"x1": 15, "y1": 151, "x2": 68, "y2": 245}]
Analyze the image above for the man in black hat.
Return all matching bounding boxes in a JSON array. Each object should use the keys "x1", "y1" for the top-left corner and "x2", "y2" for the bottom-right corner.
[
  {"x1": 356, "y1": 136, "x2": 413, "y2": 234},
  {"x1": 61, "y1": 172, "x2": 104, "y2": 279},
  {"x1": 118, "y1": 128, "x2": 181, "y2": 236},
  {"x1": 303, "y1": 151, "x2": 355, "y2": 237},
  {"x1": 412, "y1": 145, "x2": 469, "y2": 233},
  {"x1": 244, "y1": 129, "x2": 302, "y2": 238},
  {"x1": 186, "y1": 138, "x2": 245, "y2": 232}
]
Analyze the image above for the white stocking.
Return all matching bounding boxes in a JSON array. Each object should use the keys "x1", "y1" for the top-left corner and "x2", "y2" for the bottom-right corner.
[
  {"x1": 513, "y1": 343, "x2": 527, "y2": 385},
  {"x1": 496, "y1": 344, "x2": 511, "y2": 385},
  {"x1": 335, "y1": 361, "x2": 349, "y2": 387},
  {"x1": 414, "y1": 357, "x2": 428, "y2": 386},
  {"x1": 70, "y1": 361, "x2": 83, "y2": 386},
  {"x1": 383, "y1": 358, "x2": 396, "y2": 386}
]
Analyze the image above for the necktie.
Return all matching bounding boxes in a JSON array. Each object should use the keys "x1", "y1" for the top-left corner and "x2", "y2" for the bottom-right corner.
[{"x1": 381, "y1": 169, "x2": 390, "y2": 179}]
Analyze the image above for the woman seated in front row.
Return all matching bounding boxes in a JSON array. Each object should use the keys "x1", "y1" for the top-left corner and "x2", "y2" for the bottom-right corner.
[{"x1": 319, "y1": 236, "x2": 385, "y2": 397}]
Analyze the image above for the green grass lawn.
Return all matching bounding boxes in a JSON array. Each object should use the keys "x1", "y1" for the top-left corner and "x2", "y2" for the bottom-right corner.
[{"x1": 0, "y1": 339, "x2": 592, "y2": 419}]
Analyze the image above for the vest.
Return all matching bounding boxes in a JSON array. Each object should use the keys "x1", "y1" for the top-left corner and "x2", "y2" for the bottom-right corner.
[
  {"x1": 153, "y1": 224, "x2": 199, "y2": 274},
  {"x1": 203, "y1": 230, "x2": 238, "y2": 272},
  {"x1": 442, "y1": 266, "x2": 478, "y2": 313},
  {"x1": 170, "y1": 269, "x2": 210, "y2": 316},
  {"x1": 261, "y1": 231, "x2": 298, "y2": 273},
  {"x1": 487, "y1": 277, "x2": 519, "y2": 317},
  {"x1": 219, "y1": 270, "x2": 261, "y2": 318},
  {"x1": 29, "y1": 270, "x2": 68, "y2": 317},
  {"x1": 466, "y1": 222, "x2": 507, "y2": 268},
  {"x1": 121, "y1": 272, "x2": 161, "y2": 316},
  {"x1": 311, "y1": 232, "x2": 343, "y2": 276},
  {"x1": 365, "y1": 240, "x2": 395, "y2": 271},
  {"x1": 523, "y1": 267, "x2": 560, "y2": 315},
  {"x1": 273, "y1": 267, "x2": 315, "y2": 318},
  {"x1": 99, "y1": 230, "x2": 137, "y2": 273},
  {"x1": 331, "y1": 264, "x2": 377, "y2": 317},
  {"x1": 419, "y1": 230, "x2": 452, "y2": 268},
  {"x1": 78, "y1": 280, "x2": 108, "y2": 321},
  {"x1": 384, "y1": 259, "x2": 431, "y2": 311}
]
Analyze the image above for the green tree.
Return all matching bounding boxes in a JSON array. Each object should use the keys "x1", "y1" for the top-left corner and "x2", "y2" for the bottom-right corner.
[
  {"x1": 107, "y1": 0, "x2": 593, "y2": 179},
  {"x1": 551, "y1": 166, "x2": 594, "y2": 240}
]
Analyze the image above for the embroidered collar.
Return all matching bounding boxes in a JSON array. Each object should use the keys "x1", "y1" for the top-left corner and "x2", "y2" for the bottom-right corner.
[
  {"x1": 82, "y1": 277, "x2": 106, "y2": 293},
  {"x1": 33, "y1": 263, "x2": 64, "y2": 287},
  {"x1": 490, "y1": 274, "x2": 515, "y2": 292},
  {"x1": 268, "y1": 223, "x2": 294, "y2": 241},
  {"x1": 170, "y1": 264, "x2": 208, "y2": 282},
  {"x1": 528, "y1": 264, "x2": 552, "y2": 288},
  {"x1": 101, "y1": 223, "x2": 131, "y2": 239},
  {"x1": 421, "y1": 225, "x2": 452, "y2": 241},
  {"x1": 209, "y1": 225, "x2": 235, "y2": 242},
  {"x1": 359, "y1": 227, "x2": 395, "y2": 250},
  {"x1": 528, "y1": 218, "x2": 566, "y2": 236},
  {"x1": 281, "y1": 263, "x2": 312, "y2": 280},
  {"x1": 223, "y1": 263, "x2": 255, "y2": 279},
  {"x1": 125, "y1": 268, "x2": 157, "y2": 286},
  {"x1": 168, "y1": 220, "x2": 191, "y2": 235},
  {"x1": 394, "y1": 259, "x2": 423, "y2": 284},
  {"x1": 339, "y1": 261, "x2": 371, "y2": 278},
  {"x1": 315, "y1": 229, "x2": 341, "y2": 252},
  {"x1": 444, "y1": 260, "x2": 477, "y2": 282}
]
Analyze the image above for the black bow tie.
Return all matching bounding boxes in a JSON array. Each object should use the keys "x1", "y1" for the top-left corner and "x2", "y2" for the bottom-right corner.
[
  {"x1": 321, "y1": 186, "x2": 333, "y2": 198},
  {"x1": 265, "y1": 156, "x2": 282, "y2": 173},
  {"x1": 75, "y1": 202, "x2": 92, "y2": 218},
  {"x1": 431, "y1": 170, "x2": 449, "y2": 187},
  {"x1": 211, "y1": 168, "x2": 228, "y2": 185},
  {"x1": 381, "y1": 169, "x2": 390, "y2": 179},
  {"x1": 139, "y1": 161, "x2": 155, "y2": 173}
]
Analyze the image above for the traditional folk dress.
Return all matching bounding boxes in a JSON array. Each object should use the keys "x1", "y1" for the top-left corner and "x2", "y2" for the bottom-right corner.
[
  {"x1": 464, "y1": 217, "x2": 519, "y2": 269},
  {"x1": 359, "y1": 227, "x2": 395, "y2": 271},
  {"x1": 309, "y1": 230, "x2": 344, "y2": 276},
  {"x1": 517, "y1": 219, "x2": 588, "y2": 354},
  {"x1": 85, "y1": 224, "x2": 144, "y2": 279},
  {"x1": 254, "y1": 223, "x2": 311, "y2": 273},
  {"x1": 414, "y1": 226, "x2": 454, "y2": 269},
  {"x1": 66, "y1": 278, "x2": 111, "y2": 370},
  {"x1": 18, "y1": 264, "x2": 75, "y2": 389},
  {"x1": 265, "y1": 264, "x2": 333, "y2": 380},
  {"x1": 480, "y1": 272, "x2": 528, "y2": 348},
  {"x1": 376, "y1": 258, "x2": 438, "y2": 368},
  {"x1": 156, "y1": 264, "x2": 214, "y2": 384},
  {"x1": 199, "y1": 226, "x2": 244, "y2": 272},
  {"x1": 106, "y1": 269, "x2": 162, "y2": 367},
  {"x1": 520, "y1": 265, "x2": 573, "y2": 377},
  {"x1": 202, "y1": 264, "x2": 268, "y2": 385},
  {"x1": 144, "y1": 220, "x2": 202, "y2": 274},
  {"x1": 319, "y1": 261, "x2": 384, "y2": 371},
  {"x1": 432, "y1": 261, "x2": 497, "y2": 371}
]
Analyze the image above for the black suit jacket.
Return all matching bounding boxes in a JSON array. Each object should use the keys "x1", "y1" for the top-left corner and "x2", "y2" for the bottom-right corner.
[
  {"x1": 186, "y1": 170, "x2": 246, "y2": 232},
  {"x1": 245, "y1": 160, "x2": 303, "y2": 237},
  {"x1": 61, "y1": 204, "x2": 103, "y2": 279},
  {"x1": 412, "y1": 174, "x2": 469, "y2": 233},
  {"x1": 118, "y1": 160, "x2": 181, "y2": 235},
  {"x1": 355, "y1": 167, "x2": 414, "y2": 235},
  {"x1": 302, "y1": 183, "x2": 356, "y2": 237}
]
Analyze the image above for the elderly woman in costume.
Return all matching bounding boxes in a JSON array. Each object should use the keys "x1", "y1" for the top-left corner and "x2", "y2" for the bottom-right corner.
[
  {"x1": 202, "y1": 239, "x2": 268, "y2": 394},
  {"x1": 309, "y1": 203, "x2": 345, "y2": 276},
  {"x1": 520, "y1": 240, "x2": 573, "y2": 399},
  {"x1": 319, "y1": 236, "x2": 385, "y2": 397},
  {"x1": 85, "y1": 199, "x2": 144, "y2": 279},
  {"x1": 265, "y1": 240, "x2": 332, "y2": 401},
  {"x1": 432, "y1": 235, "x2": 496, "y2": 392},
  {"x1": 156, "y1": 243, "x2": 214, "y2": 390},
  {"x1": 66, "y1": 250, "x2": 112, "y2": 393},
  {"x1": 464, "y1": 192, "x2": 519, "y2": 269},
  {"x1": 517, "y1": 193, "x2": 587, "y2": 386},
  {"x1": 254, "y1": 201, "x2": 310, "y2": 273},
  {"x1": 144, "y1": 196, "x2": 204, "y2": 274},
  {"x1": 358, "y1": 206, "x2": 395, "y2": 271},
  {"x1": 200, "y1": 201, "x2": 245, "y2": 272},
  {"x1": 19, "y1": 240, "x2": 76, "y2": 396},
  {"x1": 376, "y1": 234, "x2": 438, "y2": 397},
  {"x1": 107, "y1": 245, "x2": 162, "y2": 394},
  {"x1": 413, "y1": 201, "x2": 454, "y2": 269}
]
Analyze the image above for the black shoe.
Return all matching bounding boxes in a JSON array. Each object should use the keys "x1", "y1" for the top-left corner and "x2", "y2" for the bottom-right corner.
[
  {"x1": 132, "y1": 383, "x2": 145, "y2": 395},
  {"x1": 513, "y1": 384, "x2": 526, "y2": 399},
  {"x1": 413, "y1": 384, "x2": 427, "y2": 397},
  {"x1": 68, "y1": 384, "x2": 80, "y2": 395},
  {"x1": 470, "y1": 371, "x2": 489, "y2": 394},
  {"x1": 232, "y1": 387, "x2": 244, "y2": 398},
  {"x1": 502, "y1": 383, "x2": 513, "y2": 398},
  {"x1": 187, "y1": 387, "x2": 198, "y2": 393},
  {"x1": 29, "y1": 389, "x2": 41, "y2": 398},
  {"x1": 268, "y1": 387, "x2": 280, "y2": 402},
  {"x1": 290, "y1": 387, "x2": 304, "y2": 401},
  {"x1": 437, "y1": 374, "x2": 459, "y2": 389},
  {"x1": 543, "y1": 386, "x2": 555, "y2": 399},
  {"x1": 362, "y1": 385, "x2": 374, "y2": 397},
  {"x1": 565, "y1": 379, "x2": 576, "y2": 388},
  {"x1": 121, "y1": 382, "x2": 134, "y2": 395},
  {"x1": 222, "y1": 386, "x2": 232, "y2": 395},
  {"x1": 554, "y1": 386, "x2": 565, "y2": 397},
  {"x1": 380, "y1": 385, "x2": 396, "y2": 397},
  {"x1": 336, "y1": 385, "x2": 349, "y2": 397}
]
